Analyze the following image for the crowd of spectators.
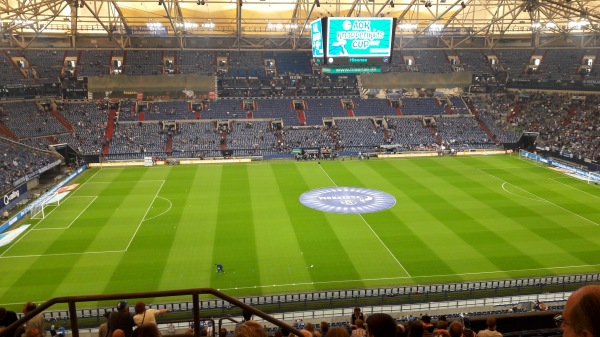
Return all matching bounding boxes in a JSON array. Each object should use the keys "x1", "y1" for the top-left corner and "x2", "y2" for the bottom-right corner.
[{"x1": 0, "y1": 138, "x2": 60, "y2": 193}]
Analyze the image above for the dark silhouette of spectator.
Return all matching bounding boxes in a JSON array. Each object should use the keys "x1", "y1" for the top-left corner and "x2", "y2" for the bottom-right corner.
[
  {"x1": 107, "y1": 302, "x2": 136, "y2": 337},
  {"x1": 0, "y1": 307, "x2": 18, "y2": 333},
  {"x1": 132, "y1": 324, "x2": 161, "y2": 337},
  {"x1": 366, "y1": 313, "x2": 397, "y2": 337},
  {"x1": 408, "y1": 320, "x2": 424, "y2": 337}
]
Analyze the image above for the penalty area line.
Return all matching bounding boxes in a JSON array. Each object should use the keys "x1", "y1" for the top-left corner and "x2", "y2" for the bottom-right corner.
[{"x1": 217, "y1": 261, "x2": 600, "y2": 292}]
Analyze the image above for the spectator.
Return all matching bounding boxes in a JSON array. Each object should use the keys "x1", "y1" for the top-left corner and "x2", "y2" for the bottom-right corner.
[
  {"x1": 22, "y1": 302, "x2": 44, "y2": 337},
  {"x1": 556, "y1": 284, "x2": 600, "y2": 337},
  {"x1": 351, "y1": 320, "x2": 366, "y2": 337},
  {"x1": 0, "y1": 307, "x2": 18, "y2": 333},
  {"x1": 234, "y1": 321, "x2": 267, "y2": 337},
  {"x1": 407, "y1": 320, "x2": 424, "y2": 337},
  {"x1": 476, "y1": 318, "x2": 501, "y2": 337},
  {"x1": 421, "y1": 315, "x2": 434, "y2": 337},
  {"x1": 133, "y1": 302, "x2": 171, "y2": 327},
  {"x1": 326, "y1": 328, "x2": 350, "y2": 337},
  {"x1": 305, "y1": 323, "x2": 320, "y2": 337},
  {"x1": 319, "y1": 323, "x2": 329, "y2": 337},
  {"x1": 366, "y1": 313, "x2": 397, "y2": 337},
  {"x1": 107, "y1": 301, "x2": 136, "y2": 337},
  {"x1": 351, "y1": 308, "x2": 365, "y2": 329},
  {"x1": 132, "y1": 324, "x2": 161, "y2": 337},
  {"x1": 99, "y1": 312, "x2": 111, "y2": 337}
]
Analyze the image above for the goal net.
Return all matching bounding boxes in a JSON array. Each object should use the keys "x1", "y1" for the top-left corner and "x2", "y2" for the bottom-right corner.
[{"x1": 30, "y1": 192, "x2": 61, "y2": 220}]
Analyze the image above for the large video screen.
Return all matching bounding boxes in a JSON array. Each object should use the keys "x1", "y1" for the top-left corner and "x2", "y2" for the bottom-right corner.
[
  {"x1": 310, "y1": 18, "x2": 324, "y2": 60},
  {"x1": 325, "y1": 17, "x2": 394, "y2": 66}
]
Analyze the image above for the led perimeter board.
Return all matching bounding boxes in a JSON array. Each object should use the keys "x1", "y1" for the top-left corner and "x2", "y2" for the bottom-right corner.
[
  {"x1": 310, "y1": 18, "x2": 326, "y2": 63},
  {"x1": 325, "y1": 17, "x2": 396, "y2": 66}
]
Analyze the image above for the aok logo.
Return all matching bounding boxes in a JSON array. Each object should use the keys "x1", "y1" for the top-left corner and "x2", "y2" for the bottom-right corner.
[{"x1": 299, "y1": 187, "x2": 396, "y2": 214}]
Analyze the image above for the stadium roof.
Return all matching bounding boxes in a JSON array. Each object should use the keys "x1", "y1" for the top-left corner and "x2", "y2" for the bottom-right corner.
[{"x1": 2, "y1": 0, "x2": 600, "y2": 50}]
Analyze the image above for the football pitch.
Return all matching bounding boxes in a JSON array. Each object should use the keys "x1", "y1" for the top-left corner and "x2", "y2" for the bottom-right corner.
[{"x1": 1, "y1": 154, "x2": 600, "y2": 309}]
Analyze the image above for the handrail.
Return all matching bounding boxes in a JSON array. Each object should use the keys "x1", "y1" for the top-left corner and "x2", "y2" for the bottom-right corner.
[{"x1": 0, "y1": 288, "x2": 303, "y2": 337}]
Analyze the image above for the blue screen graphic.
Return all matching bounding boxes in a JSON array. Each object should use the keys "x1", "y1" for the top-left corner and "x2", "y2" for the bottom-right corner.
[
  {"x1": 310, "y1": 18, "x2": 324, "y2": 58},
  {"x1": 325, "y1": 17, "x2": 394, "y2": 66}
]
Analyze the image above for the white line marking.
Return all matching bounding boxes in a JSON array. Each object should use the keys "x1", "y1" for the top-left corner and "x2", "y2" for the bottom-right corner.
[
  {"x1": 124, "y1": 180, "x2": 166, "y2": 251},
  {"x1": 217, "y1": 261, "x2": 600, "y2": 292},
  {"x1": 0, "y1": 250, "x2": 125, "y2": 259},
  {"x1": 31, "y1": 196, "x2": 98, "y2": 230},
  {"x1": 550, "y1": 178, "x2": 600, "y2": 199},
  {"x1": 86, "y1": 180, "x2": 167, "y2": 184},
  {"x1": 479, "y1": 169, "x2": 600, "y2": 227},
  {"x1": 316, "y1": 164, "x2": 411, "y2": 277},
  {"x1": 501, "y1": 182, "x2": 547, "y2": 202},
  {"x1": 143, "y1": 196, "x2": 173, "y2": 222}
]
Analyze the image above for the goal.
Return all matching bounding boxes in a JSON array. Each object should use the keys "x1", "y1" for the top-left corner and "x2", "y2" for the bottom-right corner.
[{"x1": 30, "y1": 192, "x2": 62, "y2": 220}]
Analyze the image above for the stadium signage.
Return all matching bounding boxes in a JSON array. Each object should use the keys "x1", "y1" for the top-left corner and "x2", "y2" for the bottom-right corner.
[
  {"x1": 299, "y1": 186, "x2": 395, "y2": 214},
  {"x1": 0, "y1": 184, "x2": 27, "y2": 212},
  {"x1": 322, "y1": 66, "x2": 381, "y2": 74}
]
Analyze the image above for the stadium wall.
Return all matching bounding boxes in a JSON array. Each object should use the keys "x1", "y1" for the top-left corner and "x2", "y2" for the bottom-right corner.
[
  {"x1": 87, "y1": 75, "x2": 215, "y2": 93},
  {"x1": 360, "y1": 72, "x2": 473, "y2": 88}
]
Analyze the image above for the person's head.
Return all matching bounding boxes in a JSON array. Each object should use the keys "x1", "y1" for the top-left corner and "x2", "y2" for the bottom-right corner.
[
  {"x1": 421, "y1": 316, "x2": 431, "y2": 325},
  {"x1": 435, "y1": 321, "x2": 448, "y2": 330},
  {"x1": 116, "y1": 301, "x2": 128, "y2": 312},
  {"x1": 447, "y1": 321, "x2": 464, "y2": 337},
  {"x1": 234, "y1": 320, "x2": 267, "y2": 337},
  {"x1": 366, "y1": 313, "x2": 397, "y2": 337},
  {"x1": 300, "y1": 330, "x2": 312, "y2": 337},
  {"x1": 23, "y1": 302, "x2": 36, "y2": 314},
  {"x1": 220, "y1": 328, "x2": 229, "y2": 337},
  {"x1": 485, "y1": 317, "x2": 496, "y2": 331},
  {"x1": 325, "y1": 327, "x2": 350, "y2": 337},
  {"x1": 113, "y1": 329, "x2": 125, "y2": 337},
  {"x1": 242, "y1": 309, "x2": 253, "y2": 321},
  {"x1": 407, "y1": 320, "x2": 424, "y2": 337},
  {"x1": 132, "y1": 324, "x2": 161, "y2": 337},
  {"x1": 305, "y1": 323, "x2": 315, "y2": 333},
  {"x1": 396, "y1": 324, "x2": 406, "y2": 337},
  {"x1": 560, "y1": 285, "x2": 600, "y2": 337},
  {"x1": 320, "y1": 322, "x2": 329, "y2": 334},
  {"x1": 25, "y1": 329, "x2": 41, "y2": 337},
  {"x1": 0, "y1": 307, "x2": 7, "y2": 319},
  {"x1": 354, "y1": 308, "x2": 362, "y2": 316},
  {"x1": 355, "y1": 320, "x2": 365, "y2": 329},
  {"x1": 134, "y1": 302, "x2": 146, "y2": 315}
]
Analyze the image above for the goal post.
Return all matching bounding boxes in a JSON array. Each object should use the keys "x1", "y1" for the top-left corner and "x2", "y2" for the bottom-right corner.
[{"x1": 30, "y1": 192, "x2": 61, "y2": 220}]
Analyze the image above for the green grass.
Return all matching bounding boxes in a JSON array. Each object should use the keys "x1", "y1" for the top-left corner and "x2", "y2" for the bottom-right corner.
[{"x1": 1, "y1": 154, "x2": 600, "y2": 310}]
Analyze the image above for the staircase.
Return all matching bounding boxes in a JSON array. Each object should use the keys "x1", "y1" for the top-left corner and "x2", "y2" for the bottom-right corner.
[
  {"x1": 297, "y1": 110, "x2": 306, "y2": 125},
  {"x1": 465, "y1": 99, "x2": 497, "y2": 143},
  {"x1": 166, "y1": 134, "x2": 173, "y2": 153},
  {"x1": 102, "y1": 109, "x2": 117, "y2": 155},
  {"x1": 50, "y1": 110, "x2": 74, "y2": 132},
  {"x1": 0, "y1": 124, "x2": 19, "y2": 140}
]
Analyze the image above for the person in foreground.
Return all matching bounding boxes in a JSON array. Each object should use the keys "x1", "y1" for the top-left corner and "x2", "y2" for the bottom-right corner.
[
  {"x1": 366, "y1": 313, "x2": 397, "y2": 337},
  {"x1": 556, "y1": 285, "x2": 600, "y2": 337}
]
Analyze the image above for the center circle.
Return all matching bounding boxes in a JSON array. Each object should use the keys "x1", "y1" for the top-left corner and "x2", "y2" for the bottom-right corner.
[{"x1": 299, "y1": 187, "x2": 396, "y2": 214}]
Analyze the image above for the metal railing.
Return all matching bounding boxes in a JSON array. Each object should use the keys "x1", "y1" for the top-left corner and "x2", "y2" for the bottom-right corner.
[{"x1": 0, "y1": 288, "x2": 303, "y2": 337}]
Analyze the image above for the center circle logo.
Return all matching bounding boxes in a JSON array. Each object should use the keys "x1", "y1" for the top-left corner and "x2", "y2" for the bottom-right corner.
[{"x1": 299, "y1": 187, "x2": 396, "y2": 214}]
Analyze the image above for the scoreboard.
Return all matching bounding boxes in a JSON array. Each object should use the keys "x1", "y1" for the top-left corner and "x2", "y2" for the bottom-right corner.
[{"x1": 310, "y1": 17, "x2": 396, "y2": 71}]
